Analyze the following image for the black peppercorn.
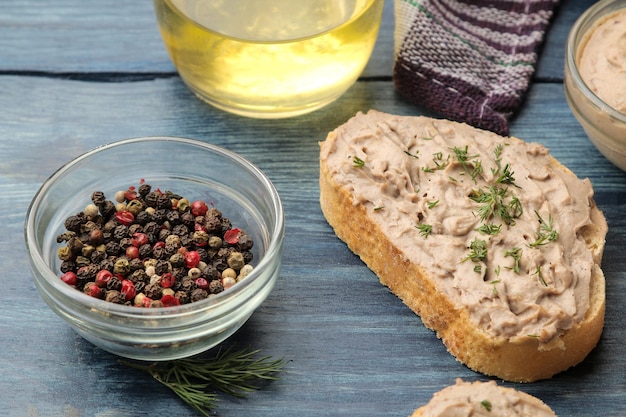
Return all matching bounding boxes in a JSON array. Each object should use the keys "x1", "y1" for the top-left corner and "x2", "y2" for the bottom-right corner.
[
  {"x1": 128, "y1": 224, "x2": 143, "y2": 235},
  {"x1": 169, "y1": 253, "x2": 185, "y2": 268},
  {"x1": 56, "y1": 231, "x2": 77, "y2": 243},
  {"x1": 144, "y1": 283, "x2": 163, "y2": 299},
  {"x1": 138, "y1": 183, "x2": 151, "y2": 197},
  {"x1": 204, "y1": 215, "x2": 221, "y2": 234},
  {"x1": 135, "y1": 210, "x2": 152, "y2": 225},
  {"x1": 99, "y1": 200, "x2": 116, "y2": 218},
  {"x1": 105, "y1": 241, "x2": 122, "y2": 256},
  {"x1": 90, "y1": 250, "x2": 106, "y2": 264},
  {"x1": 60, "y1": 260, "x2": 77, "y2": 274},
  {"x1": 143, "y1": 221, "x2": 159, "y2": 236},
  {"x1": 144, "y1": 191, "x2": 159, "y2": 208},
  {"x1": 175, "y1": 291, "x2": 190, "y2": 304},
  {"x1": 209, "y1": 280, "x2": 224, "y2": 294},
  {"x1": 166, "y1": 210, "x2": 181, "y2": 225},
  {"x1": 105, "y1": 290, "x2": 124, "y2": 304},
  {"x1": 91, "y1": 191, "x2": 106, "y2": 206},
  {"x1": 134, "y1": 281, "x2": 146, "y2": 293},
  {"x1": 138, "y1": 243, "x2": 152, "y2": 259},
  {"x1": 156, "y1": 194, "x2": 172, "y2": 210},
  {"x1": 107, "y1": 276, "x2": 122, "y2": 291},
  {"x1": 113, "y1": 225, "x2": 129, "y2": 240},
  {"x1": 190, "y1": 288, "x2": 209, "y2": 302},
  {"x1": 154, "y1": 260, "x2": 169, "y2": 276},
  {"x1": 181, "y1": 211, "x2": 195, "y2": 227}
]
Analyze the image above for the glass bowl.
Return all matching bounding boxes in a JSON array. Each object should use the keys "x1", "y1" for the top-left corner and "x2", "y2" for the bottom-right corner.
[
  {"x1": 25, "y1": 137, "x2": 284, "y2": 361},
  {"x1": 564, "y1": 0, "x2": 626, "y2": 171}
]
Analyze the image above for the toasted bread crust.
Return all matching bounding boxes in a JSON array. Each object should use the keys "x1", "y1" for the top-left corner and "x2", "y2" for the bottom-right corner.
[{"x1": 320, "y1": 111, "x2": 607, "y2": 382}]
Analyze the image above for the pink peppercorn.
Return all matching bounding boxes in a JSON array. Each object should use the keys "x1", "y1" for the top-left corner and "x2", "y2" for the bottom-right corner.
[
  {"x1": 95, "y1": 269, "x2": 113, "y2": 288},
  {"x1": 60, "y1": 271, "x2": 77, "y2": 286},
  {"x1": 195, "y1": 277, "x2": 209, "y2": 290},
  {"x1": 115, "y1": 210, "x2": 134, "y2": 226},
  {"x1": 224, "y1": 228, "x2": 241, "y2": 245},
  {"x1": 131, "y1": 232, "x2": 149, "y2": 247},
  {"x1": 190, "y1": 200, "x2": 208, "y2": 217},
  {"x1": 160, "y1": 272, "x2": 176, "y2": 288},
  {"x1": 125, "y1": 246, "x2": 139, "y2": 259},
  {"x1": 184, "y1": 251, "x2": 201, "y2": 268},
  {"x1": 120, "y1": 279, "x2": 136, "y2": 301},
  {"x1": 83, "y1": 282, "x2": 102, "y2": 298},
  {"x1": 161, "y1": 294, "x2": 181, "y2": 307}
]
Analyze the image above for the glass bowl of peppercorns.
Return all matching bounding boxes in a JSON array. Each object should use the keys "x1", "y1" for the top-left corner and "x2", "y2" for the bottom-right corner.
[{"x1": 25, "y1": 137, "x2": 284, "y2": 360}]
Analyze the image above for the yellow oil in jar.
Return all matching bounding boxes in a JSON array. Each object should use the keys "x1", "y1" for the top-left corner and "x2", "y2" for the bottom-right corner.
[{"x1": 153, "y1": 0, "x2": 384, "y2": 118}]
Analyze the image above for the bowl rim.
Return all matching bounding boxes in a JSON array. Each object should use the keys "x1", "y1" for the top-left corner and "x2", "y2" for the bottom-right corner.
[
  {"x1": 566, "y1": 0, "x2": 626, "y2": 124},
  {"x1": 24, "y1": 136, "x2": 285, "y2": 319}
]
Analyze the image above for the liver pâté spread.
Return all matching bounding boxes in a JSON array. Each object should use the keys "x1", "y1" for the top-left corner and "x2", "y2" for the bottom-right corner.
[
  {"x1": 578, "y1": 7, "x2": 626, "y2": 114},
  {"x1": 321, "y1": 112, "x2": 599, "y2": 344},
  {"x1": 416, "y1": 379, "x2": 556, "y2": 416}
]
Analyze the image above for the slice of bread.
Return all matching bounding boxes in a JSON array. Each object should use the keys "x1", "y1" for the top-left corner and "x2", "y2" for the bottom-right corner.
[
  {"x1": 320, "y1": 110, "x2": 607, "y2": 382},
  {"x1": 411, "y1": 379, "x2": 557, "y2": 416}
]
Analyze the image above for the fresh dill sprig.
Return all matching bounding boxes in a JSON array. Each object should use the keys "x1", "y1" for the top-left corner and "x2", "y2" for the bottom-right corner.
[
  {"x1": 352, "y1": 156, "x2": 365, "y2": 168},
  {"x1": 469, "y1": 185, "x2": 522, "y2": 225},
  {"x1": 529, "y1": 210, "x2": 558, "y2": 247},
  {"x1": 504, "y1": 247, "x2": 523, "y2": 274},
  {"x1": 427, "y1": 199, "x2": 439, "y2": 209},
  {"x1": 476, "y1": 223, "x2": 501, "y2": 235},
  {"x1": 534, "y1": 265, "x2": 548, "y2": 286},
  {"x1": 451, "y1": 145, "x2": 482, "y2": 182},
  {"x1": 416, "y1": 223, "x2": 432, "y2": 238},
  {"x1": 463, "y1": 238, "x2": 487, "y2": 264},
  {"x1": 490, "y1": 279, "x2": 501, "y2": 295},
  {"x1": 404, "y1": 150, "x2": 419, "y2": 159},
  {"x1": 121, "y1": 347, "x2": 286, "y2": 416}
]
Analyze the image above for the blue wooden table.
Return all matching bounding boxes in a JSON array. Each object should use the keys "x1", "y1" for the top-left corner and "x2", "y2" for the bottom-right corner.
[{"x1": 2, "y1": 1, "x2": 625, "y2": 416}]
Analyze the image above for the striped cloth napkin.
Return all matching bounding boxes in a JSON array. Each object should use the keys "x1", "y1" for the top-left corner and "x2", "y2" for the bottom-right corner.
[{"x1": 393, "y1": 0, "x2": 560, "y2": 135}]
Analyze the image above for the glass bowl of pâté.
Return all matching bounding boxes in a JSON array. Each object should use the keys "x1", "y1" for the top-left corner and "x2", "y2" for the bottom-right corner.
[{"x1": 25, "y1": 137, "x2": 284, "y2": 360}]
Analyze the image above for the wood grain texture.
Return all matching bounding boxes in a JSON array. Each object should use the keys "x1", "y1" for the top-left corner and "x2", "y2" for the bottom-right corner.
[{"x1": 1, "y1": 0, "x2": 625, "y2": 416}]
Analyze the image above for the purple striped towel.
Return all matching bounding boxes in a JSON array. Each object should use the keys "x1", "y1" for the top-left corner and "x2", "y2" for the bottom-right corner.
[{"x1": 393, "y1": 0, "x2": 560, "y2": 135}]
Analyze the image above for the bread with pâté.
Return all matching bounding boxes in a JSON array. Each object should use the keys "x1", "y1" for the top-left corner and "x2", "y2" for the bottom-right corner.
[{"x1": 319, "y1": 110, "x2": 607, "y2": 382}]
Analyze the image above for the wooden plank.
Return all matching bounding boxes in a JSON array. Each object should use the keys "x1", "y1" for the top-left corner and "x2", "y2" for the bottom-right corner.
[
  {"x1": 1, "y1": 76, "x2": 625, "y2": 416},
  {"x1": 0, "y1": 0, "x2": 395, "y2": 77},
  {"x1": 0, "y1": 0, "x2": 596, "y2": 80}
]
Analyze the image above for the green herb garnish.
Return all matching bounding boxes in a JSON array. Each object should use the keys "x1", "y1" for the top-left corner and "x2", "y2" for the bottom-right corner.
[
  {"x1": 463, "y1": 238, "x2": 487, "y2": 264},
  {"x1": 476, "y1": 223, "x2": 501, "y2": 235},
  {"x1": 490, "y1": 279, "x2": 501, "y2": 295},
  {"x1": 416, "y1": 224, "x2": 432, "y2": 238},
  {"x1": 469, "y1": 185, "x2": 522, "y2": 225},
  {"x1": 529, "y1": 210, "x2": 558, "y2": 247},
  {"x1": 352, "y1": 156, "x2": 365, "y2": 168},
  {"x1": 534, "y1": 265, "x2": 548, "y2": 286},
  {"x1": 481, "y1": 399, "x2": 493, "y2": 412},
  {"x1": 121, "y1": 347, "x2": 286, "y2": 416},
  {"x1": 451, "y1": 145, "x2": 482, "y2": 182},
  {"x1": 427, "y1": 199, "x2": 439, "y2": 209},
  {"x1": 504, "y1": 247, "x2": 522, "y2": 274}
]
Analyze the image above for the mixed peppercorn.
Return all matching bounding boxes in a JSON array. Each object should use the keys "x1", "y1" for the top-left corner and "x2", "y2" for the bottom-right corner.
[{"x1": 56, "y1": 182, "x2": 254, "y2": 307}]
